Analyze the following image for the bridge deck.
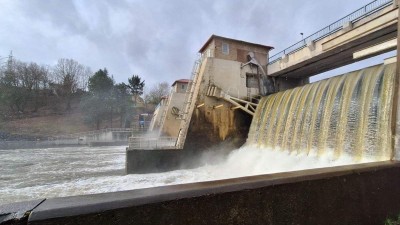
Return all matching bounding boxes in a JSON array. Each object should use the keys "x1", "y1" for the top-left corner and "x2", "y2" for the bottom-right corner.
[{"x1": 267, "y1": 0, "x2": 397, "y2": 78}]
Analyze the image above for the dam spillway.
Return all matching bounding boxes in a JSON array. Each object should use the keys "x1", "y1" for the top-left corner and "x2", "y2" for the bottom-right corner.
[{"x1": 248, "y1": 63, "x2": 395, "y2": 161}]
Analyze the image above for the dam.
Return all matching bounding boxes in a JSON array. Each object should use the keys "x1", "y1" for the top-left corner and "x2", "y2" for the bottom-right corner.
[
  {"x1": 126, "y1": 0, "x2": 400, "y2": 173},
  {"x1": 3, "y1": 0, "x2": 400, "y2": 224},
  {"x1": 248, "y1": 63, "x2": 395, "y2": 161}
]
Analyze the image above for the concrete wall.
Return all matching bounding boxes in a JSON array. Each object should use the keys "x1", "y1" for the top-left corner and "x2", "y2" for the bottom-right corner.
[
  {"x1": 183, "y1": 56, "x2": 254, "y2": 144},
  {"x1": 209, "y1": 37, "x2": 270, "y2": 65},
  {"x1": 0, "y1": 130, "x2": 134, "y2": 150},
  {"x1": 85, "y1": 131, "x2": 132, "y2": 142},
  {"x1": 126, "y1": 149, "x2": 183, "y2": 173},
  {"x1": 162, "y1": 92, "x2": 186, "y2": 137},
  {"x1": 6, "y1": 162, "x2": 399, "y2": 225},
  {"x1": 275, "y1": 76, "x2": 309, "y2": 92},
  {"x1": 148, "y1": 104, "x2": 167, "y2": 131},
  {"x1": 207, "y1": 58, "x2": 261, "y2": 99},
  {"x1": 172, "y1": 82, "x2": 188, "y2": 93}
]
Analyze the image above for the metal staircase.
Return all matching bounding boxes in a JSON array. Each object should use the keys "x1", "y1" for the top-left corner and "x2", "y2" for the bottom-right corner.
[
  {"x1": 175, "y1": 55, "x2": 205, "y2": 149},
  {"x1": 206, "y1": 85, "x2": 258, "y2": 116}
]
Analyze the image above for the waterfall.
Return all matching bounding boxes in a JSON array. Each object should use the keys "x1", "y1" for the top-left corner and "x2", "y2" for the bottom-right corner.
[{"x1": 247, "y1": 63, "x2": 395, "y2": 161}]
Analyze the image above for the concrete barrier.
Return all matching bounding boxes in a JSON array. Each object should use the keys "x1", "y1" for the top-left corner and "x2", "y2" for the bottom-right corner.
[
  {"x1": 2, "y1": 161, "x2": 400, "y2": 225},
  {"x1": 125, "y1": 149, "x2": 183, "y2": 173}
]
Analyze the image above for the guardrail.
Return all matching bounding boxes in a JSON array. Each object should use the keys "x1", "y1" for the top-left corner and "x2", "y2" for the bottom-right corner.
[
  {"x1": 128, "y1": 137, "x2": 177, "y2": 150},
  {"x1": 53, "y1": 128, "x2": 140, "y2": 140},
  {"x1": 0, "y1": 139, "x2": 86, "y2": 150},
  {"x1": 268, "y1": 0, "x2": 394, "y2": 64}
]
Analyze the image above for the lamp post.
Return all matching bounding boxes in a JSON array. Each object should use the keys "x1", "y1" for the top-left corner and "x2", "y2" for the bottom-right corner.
[{"x1": 300, "y1": 33, "x2": 305, "y2": 45}]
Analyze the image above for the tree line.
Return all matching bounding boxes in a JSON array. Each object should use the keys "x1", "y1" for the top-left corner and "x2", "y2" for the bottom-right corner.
[
  {"x1": 0, "y1": 54, "x2": 171, "y2": 130},
  {"x1": 0, "y1": 56, "x2": 91, "y2": 113},
  {"x1": 82, "y1": 69, "x2": 145, "y2": 129}
]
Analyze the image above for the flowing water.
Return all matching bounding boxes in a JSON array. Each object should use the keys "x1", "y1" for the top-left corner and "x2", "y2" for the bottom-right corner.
[
  {"x1": 0, "y1": 63, "x2": 396, "y2": 205},
  {"x1": 248, "y1": 63, "x2": 395, "y2": 161},
  {"x1": 0, "y1": 145, "x2": 366, "y2": 205}
]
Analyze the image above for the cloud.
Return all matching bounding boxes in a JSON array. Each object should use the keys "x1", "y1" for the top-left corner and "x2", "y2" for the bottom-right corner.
[{"x1": 0, "y1": 0, "x2": 384, "y2": 87}]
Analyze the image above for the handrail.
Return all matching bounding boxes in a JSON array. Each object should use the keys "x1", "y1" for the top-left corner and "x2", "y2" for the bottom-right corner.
[
  {"x1": 53, "y1": 128, "x2": 138, "y2": 140},
  {"x1": 268, "y1": 0, "x2": 394, "y2": 64},
  {"x1": 175, "y1": 53, "x2": 204, "y2": 149},
  {"x1": 128, "y1": 137, "x2": 177, "y2": 150}
]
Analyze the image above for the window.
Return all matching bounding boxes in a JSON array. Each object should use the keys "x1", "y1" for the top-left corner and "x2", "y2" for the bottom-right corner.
[
  {"x1": 246, "y1": 74, "x2": 259, "y2": 88},
  {"x1": 222, "y1": 43, "x2": 229, "y2": 55},
  {"x1": 181, "y1": 84, "x2": 185, "y2": 90}
]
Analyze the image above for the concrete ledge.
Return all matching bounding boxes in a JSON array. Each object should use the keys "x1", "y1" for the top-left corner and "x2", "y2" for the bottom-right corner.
[
  {"x1": 23, "y1": 161, "x2": 400, "y2": 225},
  {"x1": 88, "y1": 141, "x2": 127, "y2": 147},
  {"x1": 0, "y1": 199, "x2": 44, "y2": 225}
]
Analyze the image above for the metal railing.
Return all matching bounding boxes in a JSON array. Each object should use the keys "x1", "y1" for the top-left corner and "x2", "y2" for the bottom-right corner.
[
  {"x1": 128, "y1": 137, "x2": 177, "y2": 150},
  {"x1": 175, "y1": 53, "x2": 205, "y2": 149},
  {"x1": 53, "y1": 128, "x2": 138, "y2": 140},
  {"x1": 268, "y1": 0, "x2": 394, "y2": 64}
]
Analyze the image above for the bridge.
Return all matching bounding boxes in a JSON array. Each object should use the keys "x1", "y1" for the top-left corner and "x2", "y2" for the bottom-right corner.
[{"x1": 267, "y1": 0, "x2": 398, "y2": 78}]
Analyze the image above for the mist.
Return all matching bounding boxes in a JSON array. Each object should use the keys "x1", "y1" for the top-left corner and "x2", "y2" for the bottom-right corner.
[{"x1": 189, "y1": 145, "x2": 374, "y2": 181}]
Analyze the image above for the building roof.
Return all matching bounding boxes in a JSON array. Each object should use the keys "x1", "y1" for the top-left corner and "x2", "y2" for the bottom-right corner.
[
  {"x1": 199, "y1": 34, "x2": 274, "y2": 53},
  {"x1": 172, "y1": 79, "x2": 190, "y2": 86}
]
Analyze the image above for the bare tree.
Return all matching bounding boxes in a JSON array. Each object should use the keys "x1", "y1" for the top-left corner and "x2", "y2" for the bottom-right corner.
[
  {"x1": 144, "y1": 81, "x2": 170, "y2": 105},
  {"x1": 27, "y1": 63, "x2": 50, "y2": 111},
  {"x1": 52, "y1": 58, "x2": 90, "y2": 110},
  {"x1": 78, "y1": 67, "x2": 92, "y2": 91},
  {"x1": 0, "y1": 56, "x2": 26, "y2": 112},
  {"x1": 0, "y1": 54, "x2": 53, "y2": 114}
]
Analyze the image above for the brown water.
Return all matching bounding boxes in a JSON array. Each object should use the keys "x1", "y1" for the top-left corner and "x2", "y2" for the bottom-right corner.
[{"x1": 248, "y1": 63, "x2": 395, "y2": 161}]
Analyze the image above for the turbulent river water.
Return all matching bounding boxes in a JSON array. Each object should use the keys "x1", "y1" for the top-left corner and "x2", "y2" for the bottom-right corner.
[
  {"x1": 1, "y1": 64, "x2": 394, "y2": 205},
  {"x1": 0, "y1": 145, "x2": 371, "y2": 205}
]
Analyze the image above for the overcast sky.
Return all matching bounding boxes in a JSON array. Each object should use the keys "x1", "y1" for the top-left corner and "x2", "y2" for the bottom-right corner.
[{"x1": 0, "y1": 0, "x2": 394, "y2": 89}]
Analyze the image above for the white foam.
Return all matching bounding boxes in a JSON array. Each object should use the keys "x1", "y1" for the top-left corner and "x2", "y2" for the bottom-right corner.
[{"x1": 0, "y1": 145, "x2": 377, "y2": 205}]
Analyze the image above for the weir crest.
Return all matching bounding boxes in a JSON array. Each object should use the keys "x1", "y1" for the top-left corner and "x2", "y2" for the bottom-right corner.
[{"x1": 247, "y1": 63, "x2": 395, "y2": 161}]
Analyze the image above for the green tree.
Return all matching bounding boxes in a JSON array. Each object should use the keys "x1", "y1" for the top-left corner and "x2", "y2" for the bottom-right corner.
[
  {"x1": 127, "y1": 75, "x2": 145, "y2": 106},
  {"x1": 81, "y1": 68, "x2": 114, "y2": 129},
  {"x1": 88, "y1": 68, "x2": 114, "y2": 95},
  {"x1": 114, "y1": 83, "x2": 133, "y2": 127}
]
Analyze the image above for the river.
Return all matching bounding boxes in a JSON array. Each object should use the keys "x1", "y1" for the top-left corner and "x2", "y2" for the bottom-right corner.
[{"x1": 0, "y1": 145, "x2": 370, "y2": 205}]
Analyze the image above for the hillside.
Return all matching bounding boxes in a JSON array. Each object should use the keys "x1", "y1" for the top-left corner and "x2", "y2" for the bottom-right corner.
[{"x1": 0, "y1": 96, "x2": 134, "y2": 141}]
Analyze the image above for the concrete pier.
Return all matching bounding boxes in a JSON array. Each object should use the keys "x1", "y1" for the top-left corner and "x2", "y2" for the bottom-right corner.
[{"x1": 125, "y1": 149, "x2": 183, "y2": 173}]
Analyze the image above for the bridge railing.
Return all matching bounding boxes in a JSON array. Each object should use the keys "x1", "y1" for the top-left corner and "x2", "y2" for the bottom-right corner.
[
  {"x1": 268, "y1": 0, "x2": 394, "y2": 64},
  {"x1": 128, "y1": 137, "x2": 177, "y2": 150}
]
